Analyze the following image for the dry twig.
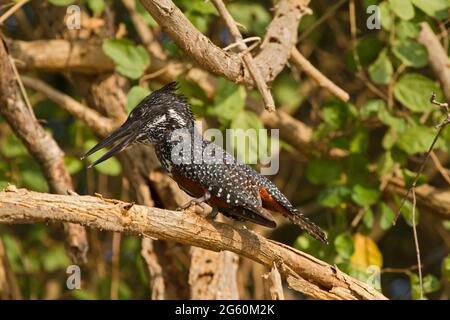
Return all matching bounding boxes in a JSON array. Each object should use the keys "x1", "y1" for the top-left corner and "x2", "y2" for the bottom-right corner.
[{"x1": 211, "y1": 0, "x2": 275, "y2": 112}]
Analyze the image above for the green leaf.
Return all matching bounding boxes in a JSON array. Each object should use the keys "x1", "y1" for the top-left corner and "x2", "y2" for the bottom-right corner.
[
  {"x1": 442, "y1": 255, "x2": 450, "y2": 279},
  {"x1": 135, "y1": 0, "x2": 157, "y2": 26},
  {"x1": 322, "y1": 101, "x2": 357, "y2": 129},
  {"x1": 87, "y1": 0, "x2": 105, "y2": 15},
  {"x1": 396, "y1": 21, "x2": 420, "y2": 39},
  {"x1": 48, "y1": 0, "x2": 74, "y2": 5},
  {"x1": 1, "y1": 133, "x2": 27, "y2": 157},
  {"x1": 305, "y1": 159, "x2": 342, "y2": 185},
  {"x1": 394, "y1": 73, "x2": 443, "y2": 112},
  {"x1": 350, "y1": 128, "x2": 369, "y2": 154},
  {"x1": 351, "y1": 184, "x2": 380, "y2": 206},
  {"x1": 399, "y1": 199, "x2": 420, "y2": 227},
  {"x1": 41, "y1": 245, "x2": 71, "y2": 272},
  {"x1": 392, "y1": 39, "x2": 428, "y2": 68},
  {"x1": 334, "y1": 232, "x2": 355, "y2": 259},
  {"x1": 410, "y1": 273, "x2": 440, "y2": 299},
  {"x1": 102, "y1": 39, "x2": 150, "y2": 79},
  {"x1": 83, "y1": 140, "x2": 122, "y2": 176},
  {"x1": 410, "y1": 0, "x2": 450, "y2": 20},
  {"x1": 127, "y1": 86, "x2": 150, "y2": 113},
  {"x1": 380, "y1": 202, "x2": 395, "y2": 230},
  {"x1": 368, "y1": 49, "x2": 393, "y2": 85},
  {"x1": 228, "y1": 3, "x2": 271, "y2": 36},
  {"x1": 389, "y1": 0, "x2": 415, "y2": 20},
  {"x1": 273, "y1": 74, "x2": 304, "y2": 112},
  {"x1": 182, "y1": 0, "x2": 218, "y2": 15},
  {"x1": 362, "y1": 207, "x2": 374, "y2": 229},
  {"x1": 64, "y1": 156, "x2": 83, "y2": 175},
  {"x1": 380, "y1": 1, "x2": 394, "y2": 31},
  {"x1": 403, "y1": 168, "x2": 427, "y2": 187},
  {"x1": 22, "y1": 169, "x2": 49, "y2": 192},
  {"x1": 361, "y1": 99, "x2": 386, "y2": 118},
  {"x1": 208, "y1": 79, "x2": 246, "y2": 125},
  {"x1": 346, "y1": 154, "x2": 369, "y2": 184},
  {"x1": 318, "y1": 185, "x2": 352, "y2": 208},
  {"x1": 396, "y1": 126, "x2": 436, "y2": 154},
  {"x1": 377, "y1": 151, "x2": 395, "y2": 176}
]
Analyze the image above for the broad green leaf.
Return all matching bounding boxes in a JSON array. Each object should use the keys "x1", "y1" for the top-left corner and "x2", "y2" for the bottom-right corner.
[
  {"x1": 335, "y1": 232, "x2": 355, "y2": 259},
  {"x1": 389, "y1": 0, "x2": 415, "y2": 20},
  {"x1": 49, "y1": 0, "x2": 74, "y2": 5},
  {"x1": 2, "y1": 234, "x2": 23, "y2": 272},
  {"x1": 382, "y1": 128, "x2": 397, "y2": 149},
  {"x1": 361, "y1": 99, "x2": 386, "y2": 118},
  {"x1": 410, "y1": 0, "x2": 450, "y2": 20},
  {"x1": 399, "y1": 199, "x2": 420, "y2": 226},
  {"x1": 352, "y1": 184, "x2": 380, "y2": 206},
  {"x1": 102, "y1": 39, "x2": 150, "y2": 79},
  {"x1": 136, "y1": 0, "x2": 157, "y2": 26},
  {"x1": 87, "y1": 0, "x2": 105, "y2": 15},
  {"x1": 346, "y1": 154, "x2": 369, "y2": 184},
  {"x1": 377, "y1": 151, "x2": 395, "y2": 176},
  {"x1": 83, "y1": 140, "x2": 122, "y2": 176},
  {"x1": 380, "y1": 1, "x2": 394, "y2": 31},
  {"x1": 42, "y1": 245, "x2": 70, "y2": 272},
  {"x1": 442, "y1": 255, "x2": 450, "y2": 279},
  {"x1": 403, "y1": 168, "x2": 427, "y2": 187},
  {"x1": 273, "y1": 74, "x2": 303, "y2": 112},
  {"x1": 180, "y1": 0, "x2": 218, "y2": 14},
  {"x1": 357, "y1": 37, "x2": 384, "y2": 66},
  {"x1": 380, "y1": 202, "x2": 395, "y2": 230},
  {"x1": 362, "y1": 207, "x2": 374, "y2": 229},
  {"x1": 368, "y1": 49, "x2": 393, "y2": 85},
  {"x1": 410, "y1": 274, "x2": 440, "y2": 299},
  {"x1": 64, "y1": 156, "x2": 83, "y2": 175},
  {"x1": 322, "y1": 101, "x2": 357, "y2": 129},
  {"x1": 394, "y1": 73, "x2": 443, "y2": 112},
  {"x1": 396, "y1": 126, "x2": 435, "y2": 154},
  {"x1": 1, "y1": 133, "x2": 27, "y2": 157},
  {"x1": 392, "y1": 39, "x2": 428, "y2": 68},
  {"x1": 351, "y1": 233, "x2": 383, "y2": 270},
  {"x1": 350, "y1": 128, "x2": 369, "y2": 154},
  {"x1": 318, "y1": 185, "x2": 352, "y2": 208},
  {"x1": 305, "y1": 159, "x2": 342, "y2": 185},
  {"x1": 208, "y1": 79, "x2": 246, "y2": 125},
  {"x1": 228, "y1": 3, "x2": 271, "y2": 36},
  {"x1": 396, "y1": 20, "x2": 420, "y2": 39},
  {"x1": 127, "y1": 86, "x2": 150, "y2": 113},
  {"x1": 22, "y1": 170, "x2": 49, "y2": 192}
]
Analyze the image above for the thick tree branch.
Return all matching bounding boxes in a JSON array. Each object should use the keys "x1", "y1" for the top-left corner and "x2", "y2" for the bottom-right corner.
[
  {"x1": 417, "y1": 22, "x2": 450, "y2": 102},
  {"x1": 139, "y1": 0, "x2": 310, "y2": 86},
  {"x1": 0, "y1": 37, "x2": 88, "y2": 264},
  {"x1": 8, "y1": 39, "x2": 113, "y2": 74},
  {"x1": 0, "y1": 187, "x2": 387, "y2": 300}
]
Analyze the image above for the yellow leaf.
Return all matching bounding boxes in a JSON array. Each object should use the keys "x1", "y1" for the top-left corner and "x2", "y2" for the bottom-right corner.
[{"x1": 350, "y1": 233, "x2": 383, "y2": 270}]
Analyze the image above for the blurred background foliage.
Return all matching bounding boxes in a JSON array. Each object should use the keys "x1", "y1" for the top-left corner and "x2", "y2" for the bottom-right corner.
[{"x1": 1, "y1": 0, "x2": 450, "y2": 300}]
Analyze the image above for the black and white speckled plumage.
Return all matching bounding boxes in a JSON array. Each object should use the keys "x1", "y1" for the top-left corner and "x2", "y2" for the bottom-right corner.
[{"x1": 83, "y1": 82, "x2": 327, "y2": 243}]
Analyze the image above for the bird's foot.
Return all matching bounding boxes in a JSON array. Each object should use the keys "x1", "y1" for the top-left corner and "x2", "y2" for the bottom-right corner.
[
  {"x1": 206, "y1": 206, "x2": 219, "y2": 221},
  {"x1": 177, "y1": 192, "x2": 211, "y2": 211}
]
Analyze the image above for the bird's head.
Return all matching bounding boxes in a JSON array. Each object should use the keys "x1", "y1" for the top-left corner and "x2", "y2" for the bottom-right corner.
[{"x1": 81, "y1": 82, "x2": 194, "y2": 167}]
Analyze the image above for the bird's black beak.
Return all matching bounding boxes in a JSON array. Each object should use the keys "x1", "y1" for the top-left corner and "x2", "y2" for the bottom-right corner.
[{"x1": 81, "y1": 120, "x2": 138, "y2": 168}]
